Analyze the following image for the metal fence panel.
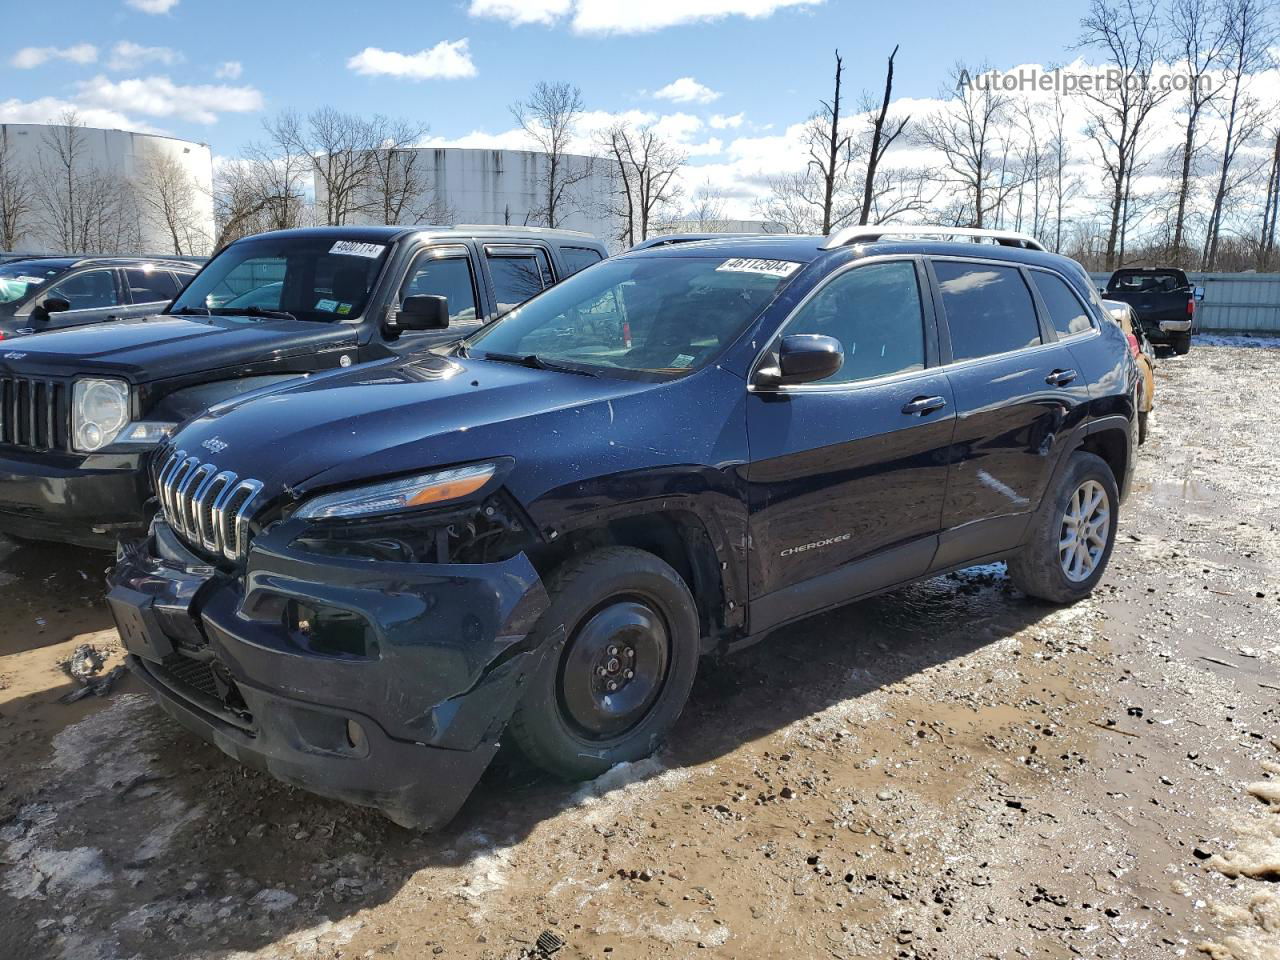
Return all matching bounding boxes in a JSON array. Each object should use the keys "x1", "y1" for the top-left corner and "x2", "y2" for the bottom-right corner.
[{"x1": 1089, "y1": 271, "x2": 1280, "y2": 334}]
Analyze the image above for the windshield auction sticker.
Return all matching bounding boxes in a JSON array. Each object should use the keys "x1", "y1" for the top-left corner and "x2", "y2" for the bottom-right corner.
[
  {"x1": 330, "y1": 241, "x2": 385, "y2": 259},
  {"x1": 716, "y1": 258, "x2": 801, "y2": 278}
]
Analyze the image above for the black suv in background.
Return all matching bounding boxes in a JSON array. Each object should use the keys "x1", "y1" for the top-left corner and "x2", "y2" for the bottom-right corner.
[
  {"x1": 108, "y1": 226, "x2": 1136, "y2": 829},
  {"x1": 0, "y1": 226, "x2": 605, "y2": 547},
  {"x1": 0, "y1": 256, "x2": 199, "y2": 340}
]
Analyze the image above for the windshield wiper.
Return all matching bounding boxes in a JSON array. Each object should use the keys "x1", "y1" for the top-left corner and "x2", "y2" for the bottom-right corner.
[
  {"x1": 478, "y1": 352, "x2": 598, "y2": 377},
  {"x1": 209, "y1": 306, "x2": 298, "y2": 322},
  {"x1": 169, "y1": 305, "x2": 210, "y2": 316}
]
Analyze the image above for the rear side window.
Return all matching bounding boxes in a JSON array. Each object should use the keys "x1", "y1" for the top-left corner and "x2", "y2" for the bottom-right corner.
[
  {"x1": 1030, "y1": 271, "x2": 1093, "y2": 338},
  {"x1": 1108, "y1": 271, "x2": 1183, "y2": 293},
  {"x1": 486, "y1": 248, "x2": 552, "y2": 314},
  {"x1": 126, "y1": 268, "x2": 181, "y2": 303},
  {"x1": 402, "y1": 253, "x2": 479, "y2": 324},
  {"x1": 783, "y1": 260, "x2": 925, "y2": 384},
  {"x1": 561, "y1": 246, "x2": 604, "y2": 276},
  {"x1": 933, "y1": 261, "x2": 1041, "y2": 361}
]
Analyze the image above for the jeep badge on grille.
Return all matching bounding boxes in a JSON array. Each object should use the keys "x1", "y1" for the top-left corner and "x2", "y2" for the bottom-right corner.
[{"x1": 201, "y1": 437, "x2": 229, "y2": 454}]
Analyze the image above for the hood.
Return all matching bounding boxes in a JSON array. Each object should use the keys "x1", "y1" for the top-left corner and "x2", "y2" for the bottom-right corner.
[
  {"x1": 165, "y1": 354, "x2": 722, "y2": 509},
  {"x1": 0, "y1": 314, "x2": 357, "y2": 382}
]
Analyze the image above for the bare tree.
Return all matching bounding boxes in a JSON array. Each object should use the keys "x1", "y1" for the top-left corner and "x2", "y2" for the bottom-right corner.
[
  {"x1": 1166, "y1": 0, "x2": 1229, "y2": 265},
  {"x1": 918, "y1": 63, "x2": 1016, "y2": 229},
  {"x1": 243, "y1": 112, "x2": 312, "y2": 234},
  {"x1": 1077, "y1": 0, "x2": 1171, "y2": 270},
  {"x1": 363, "y1": 118, "x2": 448, "y2": 225},
  {"x1": 756, "y1": 171, "x2": 826, "y2": 234},
  {"x1": 602, "y1": 122, "x2": 686, "y2": 245},
  {"x1": 858, "y1": 45, "x2": 911, "y2": 226},
  {"x1": 1201, "y1": 0, "x2": 1276, "y2": 268},
  {"x1": 684, "y1": 181, "x2": 730, "y2": 232},
  {"x1": 1046, "y1": 90, "x2": 1083, "y2": 253},
  {"x1": 810, "y1": 50, "x2": 853, "y2": 234},
  {"x1": 33, "y1": 111, "x2": 134, "y2": 254},
  {"x1": 1259, "y1": 124, "x2": 1280, "y2": 269},
  {"x1": 0, "y1": 126, "x2": 33, "y2": 250},
  {"x1": 511, "y1": 81, "x2": 592, "y2": 228},
  {"x1": 135, "y1": 149, "x2": 209, "y2": 256}
]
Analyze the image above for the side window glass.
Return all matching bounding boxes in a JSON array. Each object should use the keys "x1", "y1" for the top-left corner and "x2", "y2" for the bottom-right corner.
[
  {"x1": 487, "y1": 253, "x2": 549, "y2": 314},
  {"x1": 1030, "y1": 271, "x2": 1093, "y2": 338},
  {"x1": 933, "y1": 261, "x2": 1041, "y2": 361},
  {"x1": 783, "y1": 260, "x2": 925, "y2": 384},
  {"x1": 125, "y1": 268, "x2": 178, "y2": 304},
  {"x1": 48, "y1": 270, "x2": 120, "y2": 309},
  {"x1": 402, "y1": 255, "x2": 479, "y2": 325},
  {"x1": 561, "y1": 246, "x2": 603, "y2": 276}
]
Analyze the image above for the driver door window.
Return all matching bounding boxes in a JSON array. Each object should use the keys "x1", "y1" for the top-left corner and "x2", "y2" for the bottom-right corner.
[
  {"x1": 48, "y1": 269, "x2": 121, "y2": 311},
  {"x1": 401, "y1": 253, "x2": 480, "y2": 327},
  {"x1": 782, "y1": 260, "x2": 926, "y2": 384}
]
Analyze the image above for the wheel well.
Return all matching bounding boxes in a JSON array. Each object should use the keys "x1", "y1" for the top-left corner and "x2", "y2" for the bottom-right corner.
[
  {"x1": 1079, "y1": 428, "x2": 1128, "y2": 489},
  {"x1": 528, "y1": 511, "x2": 727, "y2": 641}
]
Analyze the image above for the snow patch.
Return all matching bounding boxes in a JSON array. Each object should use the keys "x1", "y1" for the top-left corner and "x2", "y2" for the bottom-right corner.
[
  {"x1": 1195, "y1": 334, "x2": 1280, "y2": 350},
  {"x1": 570, "y1": 758, "x2": 694, "y2": 827},
  {"x1": 50, "y1": 694, "x2": 156, "y2": 789},
  {"x1": 2, "y1": 846, "x2": 108, "y2": 900}
]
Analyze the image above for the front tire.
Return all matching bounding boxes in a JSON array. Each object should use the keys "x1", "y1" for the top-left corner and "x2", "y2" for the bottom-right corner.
[
  {"x1": 510, "y1": 546, "x2": 700, "y2": 780},
  {"x1": 1137, "y1": 410, "x2": 1149, "y2": 444},
  {"x1": 1009, "y1": 452, "x2": 1119, "y2": 604}
]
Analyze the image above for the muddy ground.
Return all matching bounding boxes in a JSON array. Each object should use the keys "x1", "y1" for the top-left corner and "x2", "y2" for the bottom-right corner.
[{"x1": 1, "y1": 338, "x2": 1277, "y2": 960}]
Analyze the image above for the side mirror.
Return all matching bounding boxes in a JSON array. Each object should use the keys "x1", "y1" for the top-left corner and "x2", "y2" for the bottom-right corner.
[
  {"x1": 33, "y1": 296, "x2": 71, "y2": 320},
  {"x1": 396, "y1": 295, "x2": 449, "y2": 331},
  {"x1": 755, "y1": 334, "x2": 844, "y2": 388},
  {"x1": 1194, "y1": 285, "x2": 1205, "y2": 301}
]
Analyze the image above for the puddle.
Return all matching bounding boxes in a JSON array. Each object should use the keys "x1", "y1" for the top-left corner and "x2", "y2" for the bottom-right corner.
[{"x1": 1145, "y1": 478, "x2": 1222, "y2": 515}]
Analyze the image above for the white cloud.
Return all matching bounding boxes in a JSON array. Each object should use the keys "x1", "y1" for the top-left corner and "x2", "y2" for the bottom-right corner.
[
  {"x1": 709, "y1": 112, "x2": 744, "y2": 129},
  {"x1": 125, "y1": 0, "x2": 179, "y2": 13},
  {"x1": 215, "y1": 60, "x2": 243, "y2": 80},
  {"x1": 107, "y1": 41, "x2": 182, "y2": 71},
  {"x1": 76, "y1": 74, "x2": 264, "y2": 124},
  {"x1": 346, "y1": 39, "x2": 477, "y2": 80},
  {"x1": 10, "y1": 44, "x2": 98, "y2": 69},
  {"x1": 470, "y1": 0, "x2": 823, "y2": 33},
  {"x1": 653, "y1": 76, "x2": 721, "y2": 104},
  {"x1": 467, "y1": 0, "x2": 572, "y2": 25},
  {"x1": 0, "y1": 96, "x2": 163, "y2": 133}
]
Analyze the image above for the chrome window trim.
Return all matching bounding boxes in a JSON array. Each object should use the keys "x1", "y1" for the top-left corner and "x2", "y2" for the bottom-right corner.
[{"x1": 748, "y1": 253, "x2": 1103, "y2": 396}]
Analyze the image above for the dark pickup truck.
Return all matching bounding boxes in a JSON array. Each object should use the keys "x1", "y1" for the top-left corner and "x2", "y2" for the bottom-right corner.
[
  {"x1": 1102, "y1": 268, "x2": 1198, "y2": 354},
  {"x1": 0, "y1": 225, "x2": 605, "y2": 547}
]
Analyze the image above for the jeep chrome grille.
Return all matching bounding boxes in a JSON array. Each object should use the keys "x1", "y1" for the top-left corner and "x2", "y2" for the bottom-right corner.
[{"x1": 155, "y1": 449, "x2": 263, "y2": 562}]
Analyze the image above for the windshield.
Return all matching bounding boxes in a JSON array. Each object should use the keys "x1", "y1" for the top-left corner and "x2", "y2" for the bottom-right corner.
[
  {"x1": 170, "y1": 237, "x2": 390, "y2": 322},
  {"x1": 465, "y1": 255, "x2": 801, "y2": 377},
  {"x1": 0, "y1": 262, "x2": 64, "y2": 315}
]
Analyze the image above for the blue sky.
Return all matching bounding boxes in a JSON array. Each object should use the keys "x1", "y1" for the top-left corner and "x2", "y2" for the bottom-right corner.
[{"x1": 3, "y1": 0, "x2": 1090, "y2": 155}]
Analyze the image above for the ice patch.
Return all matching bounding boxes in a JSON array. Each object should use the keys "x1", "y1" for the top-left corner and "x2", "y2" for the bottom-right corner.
[
  {"x1": 451, "y1": 830, "x2": 514, "y2": 905},
  {"x1": 569, "y1": 758, "x2": 694, "y2": 827},
  {"x1": 251, "y1": 888, "x2": 299, "y2": 913},
  {"x1": 50, "y1": 694, "x2": 156, "y2": 789},
  {"x1": 226, "y1": 917, "x2": 365, "y2": 959},
  {"x1": 1195, "y1": 334, "x2": 1280, "y2": 350},
  {"x1": 2, "y1": 846, "x2": 108, "y2": 900}
]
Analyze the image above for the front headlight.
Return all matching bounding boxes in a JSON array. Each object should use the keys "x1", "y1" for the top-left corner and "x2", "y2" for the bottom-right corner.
[
  {"x1": 293, "y1": 462, "x2": 499, "y2": 521},
  {"x1": 72, "y1": 378, "x2": 130, "y2": 452},
  {"x1": 72, "y1": 378, "x2": 176, "y2": 452}
]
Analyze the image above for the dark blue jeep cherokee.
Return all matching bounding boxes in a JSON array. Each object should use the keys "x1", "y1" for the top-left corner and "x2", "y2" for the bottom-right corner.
[{"x1": 107, "y1": 226, "x2": 1137, "y2": 829}]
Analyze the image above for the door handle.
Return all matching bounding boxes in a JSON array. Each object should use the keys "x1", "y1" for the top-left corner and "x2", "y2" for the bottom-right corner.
[
  {"x1": 1045, "y1": 368, "x2": 1077, "y2": 387},
  {"x1": 901, "y1": 395, "x2": 947, "y2": 416}
]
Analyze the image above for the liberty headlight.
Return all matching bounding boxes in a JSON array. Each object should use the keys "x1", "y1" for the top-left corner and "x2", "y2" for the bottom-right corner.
[{"x1": 72, "y1": 378, "x2": 130, "y2": 452}]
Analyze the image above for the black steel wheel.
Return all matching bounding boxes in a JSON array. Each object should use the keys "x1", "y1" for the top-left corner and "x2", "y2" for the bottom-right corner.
[{"x1": 510, "y1": 546, "x2": 700, "y2": 780}]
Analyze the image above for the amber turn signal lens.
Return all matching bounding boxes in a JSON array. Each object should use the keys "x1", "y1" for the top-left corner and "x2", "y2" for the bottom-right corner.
[{"x1": 406, "y1": 470, "x2": 493, "y2": 506}]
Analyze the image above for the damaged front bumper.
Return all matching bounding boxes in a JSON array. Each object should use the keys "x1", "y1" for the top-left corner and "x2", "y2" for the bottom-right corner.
[{"x1": 107, "y1": 518, "x2": 553, "y2": 829}]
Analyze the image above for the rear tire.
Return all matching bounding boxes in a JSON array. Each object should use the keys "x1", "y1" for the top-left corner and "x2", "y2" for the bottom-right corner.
[
  {"x1": 509, "y1": 546, "x2": 700, "y2": 780},
  {"x1": 1009, "y1": 452, "x2": 1119, "y2": 604},
  {"x1": 1172, "y1": 333, "x2": 1191, "y2": 356}
]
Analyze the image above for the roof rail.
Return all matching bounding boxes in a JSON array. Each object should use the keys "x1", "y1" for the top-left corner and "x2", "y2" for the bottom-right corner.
[
  {"x1": 451, "y1": 223, "x2": 596, "y2": 239},
  {"x1": 823, "y1": 224, "x2": 1046, "y2": 252}
]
